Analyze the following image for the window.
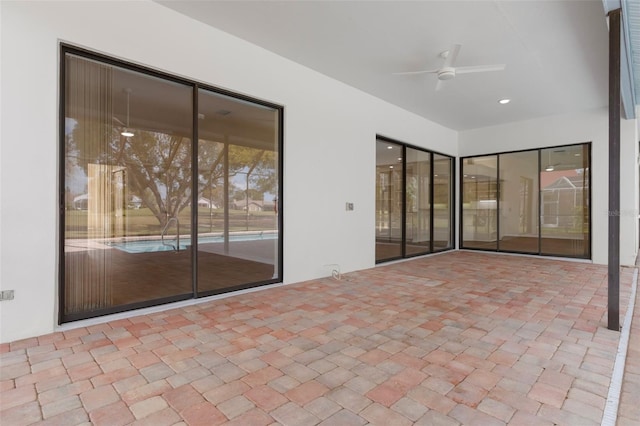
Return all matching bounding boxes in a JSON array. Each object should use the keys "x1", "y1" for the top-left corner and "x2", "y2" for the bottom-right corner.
[
  {"x1": 60, "y1": 46, "x2": 282, "y2": 322},
  {"x1": 460, "y1": 143, "x2": 590, "y2": 258},
  {"x1": 376, "y1": 137, "x2": 454, "y2": 263}
]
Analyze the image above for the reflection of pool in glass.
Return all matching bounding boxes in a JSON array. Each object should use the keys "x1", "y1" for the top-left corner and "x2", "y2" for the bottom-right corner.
[{"x1": 106, "y1": 233, "x2": 277, "y2": 254}]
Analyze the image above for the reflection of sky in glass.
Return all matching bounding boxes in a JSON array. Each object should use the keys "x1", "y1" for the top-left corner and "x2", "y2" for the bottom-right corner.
[
  {"x1": 65, "y1": 117, "x2": 77, "y2": 135},
  {"x1": 65, "y1": 118, "x2": 87, "y2": 194}
]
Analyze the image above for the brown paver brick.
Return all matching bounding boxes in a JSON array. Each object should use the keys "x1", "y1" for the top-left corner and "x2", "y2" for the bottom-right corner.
[
  {"x1": 318, "y1": 408, "x2": 367, "y2": 425},
  {"x1": 360, "y1": 402, "x2": 413, "y2": 426},
  {"x1": 89, "y1": 401, "x2": 135, "y2": 426},
  {"x1": 408, "y1": 385, "x2": 457, "y2": 414},
  {"x1": 304, "y1": 396, "x2": 341, "y2": 420},
  {"x1": 163, "y1": 384, "x2": 205, "y2": 412},
  {"x1": 0, "y1": 400, "x2": 42, "y2": 425},
  {"x1": 477, "y1": 397, "x2": 515, "y2": 422},
  {"x1": 366, "y1": 382, "x2": 406, "y2": 407},
  {"x1": 285, "y1": 379, "x2": 329, "y2": 406},
  {"x1": 217, "y1": 394, "x2": 254, "y2": 419},
  {"x1": 450, "y1": 403, "x2": 507, "y2": 426},
  {"x1": 80, "y1": 384, "x2": 120, "y2": 411},
  {"x1": 222, "y1": 408, "x2": 273, "y2": 426},
  {"x1": 202, "y1": 380, "x2": 249, "y2": 405},
  {"x1": 244, "y1": 384, "x2": 288, "y2": 411},
  {"x1": 391, "y1": 396, "x2": 429, "y2": 421},
  {"x1": 0, "y1": 383, "x2": 36, "y2": 410},
  {"x1": 327, "y1": 386, "x2": 372, "y2": 413},
  {"x1": 41, "y1": 394, "x2": 82, "y2": 419},
  {"x1": 129, "y1": 395, "x2": 168, "y2": 419},
  {"x1": 180, "y1": 401, "x2": 226, "y2": 425},
  {"x1": 270, "y1": 401, "x2": 320, "y2": 425}
]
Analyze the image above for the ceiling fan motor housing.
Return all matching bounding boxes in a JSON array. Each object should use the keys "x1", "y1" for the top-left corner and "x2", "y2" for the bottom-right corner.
[{"x1": 438, "y1": 67, "x2": 456, "y2": 80}]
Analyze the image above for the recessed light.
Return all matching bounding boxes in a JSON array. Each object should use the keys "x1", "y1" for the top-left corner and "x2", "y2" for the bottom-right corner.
[
  {"x1": 545, "y1": 165, "x2": 554, "y2": 172},
  {"x1": 397, "y1": 157, "x2": 402, "y2": 161},
  {"x1": 464, "y1": 174, "x2": 468, "y2": 177},
  {"x1": 387, "y1": 146, "x2": 393, "y2": 150},
  {"x1": 574, "y1": 153, "x2": 581, "y2": 157},
  {"x1": 498, "y1": 99, "x2": 510, "y2": 104},
  {"x1": 389, "y1": 165, "x2": 394, "y2": 169},
  {"x1": 121, "y1": 130, "x2": 134, "y2": 137},
  {"x1": 471, "y1": 176, "x2": 476, "y2": 179}
]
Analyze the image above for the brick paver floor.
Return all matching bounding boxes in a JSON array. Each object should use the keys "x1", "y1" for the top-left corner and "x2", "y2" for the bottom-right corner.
[{"x1": 0, "y1": 251, "x2": 637, "y2": 425}]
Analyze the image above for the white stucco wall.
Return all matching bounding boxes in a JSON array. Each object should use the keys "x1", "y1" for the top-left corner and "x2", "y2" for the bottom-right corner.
[
  {"x1": 459, "y1": 108, "x2": 639, "y2": 266},
  {"x1": 0, "y1": 1, "x2": 457, "y2": 343}
]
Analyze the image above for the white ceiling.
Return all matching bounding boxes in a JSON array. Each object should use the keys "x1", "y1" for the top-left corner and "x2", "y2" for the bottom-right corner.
[{"x1": 158, "y1": 0, "x2": 612, "y2": 131}]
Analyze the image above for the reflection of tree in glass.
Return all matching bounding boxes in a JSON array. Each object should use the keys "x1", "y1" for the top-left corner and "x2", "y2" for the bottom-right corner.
[
  {"x1": 112, "y1": 131, "x2": 192, "y2": 227},
  {"x1": 199, "y1": 142, "x2": 277, "y2": 208},
  {"x1": 70, "y1": 116, "x2": 277, "y2": 228}
]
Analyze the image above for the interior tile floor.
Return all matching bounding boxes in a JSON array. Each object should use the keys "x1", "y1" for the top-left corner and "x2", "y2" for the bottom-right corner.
[{"x1": 1, "y1": 251, "x2": 638, "y2": 425}]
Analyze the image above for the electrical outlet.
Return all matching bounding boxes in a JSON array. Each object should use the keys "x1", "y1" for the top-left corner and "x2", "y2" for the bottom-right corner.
[
  {"x1": 346, "y1": 202, "x2": 354, "y2": 211},
  {"x1": 0, "y1": 290, "x2": 14, "y2": 301}
]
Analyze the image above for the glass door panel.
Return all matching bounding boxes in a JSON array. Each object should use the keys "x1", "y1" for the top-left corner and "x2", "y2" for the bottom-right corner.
[
  {"x1": 498, "y1": 151, "x2": 539, "y2": 253},
  {"x1": 540, "y1": 144, "x2": 590, "y2": 257},
  {"x1": 433, "y1": 154, "x2": 453, "y2": 251},
  {"x1": 63, "y1": 54, "x2": 193, "y2": 320},
  {"x1": 461, "y1": 156, "x2": 498, "y2": 250},
  {"x1": 376, "y1": 140, "x2": 403, "y2": 261},
  {"x1": 197, "y1": 89, "x2": 280, "y2": 294},
  {"x1": 405, "y1": 148, "x2": 430, "y2": 256}
]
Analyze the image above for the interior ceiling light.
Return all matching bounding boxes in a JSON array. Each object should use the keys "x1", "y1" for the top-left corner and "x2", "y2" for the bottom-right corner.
[
  {"x1": 121, "y1": 88, "x2": 134, "y2": 137},
  {"x1": 544, "y1": 151, "x2": 556, "y2": 172},
  {"x1": 498, "y1": 98, "x2": 510, "y2": 104},
  {"x1": 397, "y1": 157, "x2": 402, "y2": 161},
  {"x1": 389, "y1": 165, "x2": 394, "y2": 169},
  {"x1": 387, "y1": 146, "x2": 393, "y2": 150}
]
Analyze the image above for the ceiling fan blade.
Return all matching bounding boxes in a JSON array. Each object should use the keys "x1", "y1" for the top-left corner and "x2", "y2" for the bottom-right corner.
[
  {"x1": 443, "y1": 44, "x2": 461, "y2": 68},
  {"x1": 435, "y1": 79, "x2": 445, "y2": 91},
  {"x1": 393, "y1": 69, "x2": 439, "y2": 76},
  {"x1": 455, "y1": 64, "x2": 506, "y2": 74}
]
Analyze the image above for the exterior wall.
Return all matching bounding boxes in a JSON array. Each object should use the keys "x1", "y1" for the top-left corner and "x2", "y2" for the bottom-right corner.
[
  {"x1": 459, "y1": 108, "x2": 639, "y2": 266},
  {"x1": 0, "y1": 1, "x2": 457, "y2": 343}
]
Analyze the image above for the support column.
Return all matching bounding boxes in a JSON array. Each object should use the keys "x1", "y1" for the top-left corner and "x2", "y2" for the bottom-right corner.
[{"x1": 608, "y1": 8, "x2": 621, "y2": 331}]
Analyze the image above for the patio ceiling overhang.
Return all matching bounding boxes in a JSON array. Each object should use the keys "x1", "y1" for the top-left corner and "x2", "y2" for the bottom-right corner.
[{"x1": 603, "y1": 0, "x2": 639, "y2": 119}]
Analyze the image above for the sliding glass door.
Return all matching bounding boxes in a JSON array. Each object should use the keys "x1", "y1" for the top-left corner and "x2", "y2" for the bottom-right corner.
[
  {"x1": 540, "y1": 144, "x2": 590, "y2": 257},
  {"x1": 460, "y1": 143, "x2": 590, "y2": 258},
  {"x1": 461, "y1": 156, "x2": 498, "y2": 250},
  {"x1": 63, "y1": 54, "x2": 194, "y2": 320},
  {"x1": 375, "y1": 137, "x2": 454, "y2": 263},
  {"x1": 405, "y1": 148, "x2": 431, "y2": 256},
  {"x1": 433, "y1": 154, "x2": 453, "y2": 251},
  {"x1": 197, "y1": 90, "x2": 280, "y2": 294},
  {"x1": 498, "y1": 151, "x2": 539, "y2": 253},
  {"x1": 60, "y1": 47, "x2": 282, "y2": 322},
  {"x1": 375, "y1": 141, "x2": 403, "y2": 261}
]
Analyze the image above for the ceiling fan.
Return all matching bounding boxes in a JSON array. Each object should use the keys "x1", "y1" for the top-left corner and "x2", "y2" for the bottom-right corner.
[{"x1": 394, "y1": 44, "x2": 506, "y2": 91}]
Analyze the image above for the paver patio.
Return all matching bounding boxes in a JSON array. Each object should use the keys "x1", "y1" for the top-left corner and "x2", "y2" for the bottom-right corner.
[{"x1": 0, "y1": 251, "x2": 637, "y2": 425}]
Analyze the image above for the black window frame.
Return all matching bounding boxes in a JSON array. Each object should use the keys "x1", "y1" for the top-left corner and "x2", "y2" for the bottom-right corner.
[
  {"x1": 459, "y1": 142, "x2": 592, "y2": 259},
  {"x1": 375, "y1": 135, "x2": 455, "y2": 264},
  {"x1": 58, "y1": 43, "x2": 284, "y2": 323}
]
